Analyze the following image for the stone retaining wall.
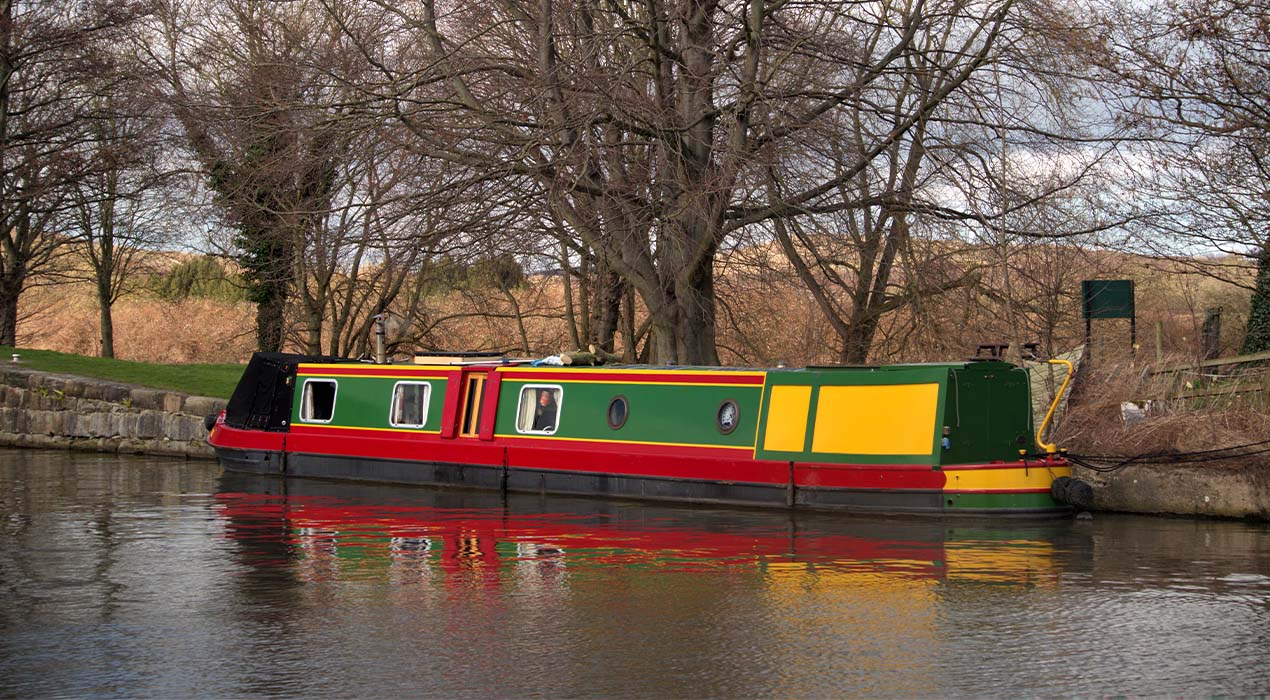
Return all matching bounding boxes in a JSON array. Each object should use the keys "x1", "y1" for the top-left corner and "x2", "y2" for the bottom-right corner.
[
  {"x1": 0, "y1": 365, "x2": 226, "y2": 458},
  {"x1": 1074, "y1": 463, "x2": 1270, "y2": 520}
]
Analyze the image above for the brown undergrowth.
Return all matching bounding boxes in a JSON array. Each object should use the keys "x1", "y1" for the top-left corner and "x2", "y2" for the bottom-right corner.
[
  {"x1": 1053, "y1": 359, "x2": 1270, "y2": 468},
  {"x1": 18, "y1": 287, "x2": 254, "y2": 364}
]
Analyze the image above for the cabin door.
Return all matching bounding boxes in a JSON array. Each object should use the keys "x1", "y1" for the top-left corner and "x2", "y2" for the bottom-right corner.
[{"x1": 458, "y1": 373, "x2": 486, "y2": 438}]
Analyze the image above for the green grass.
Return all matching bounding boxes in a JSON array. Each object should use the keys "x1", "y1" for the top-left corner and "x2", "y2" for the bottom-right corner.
[{"x1": 1, "y1": 346, "x2": 245, "y2": 398}]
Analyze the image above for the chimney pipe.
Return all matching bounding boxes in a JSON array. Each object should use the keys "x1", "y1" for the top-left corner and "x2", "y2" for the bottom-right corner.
[{"x1": 373, "y1": 314, "x2": 387, "y2": 364}]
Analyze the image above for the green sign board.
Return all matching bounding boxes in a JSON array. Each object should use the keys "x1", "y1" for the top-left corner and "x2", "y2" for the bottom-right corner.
[{"x1": 1082, "y1": 280, "x2": 1135, "y2": 320}]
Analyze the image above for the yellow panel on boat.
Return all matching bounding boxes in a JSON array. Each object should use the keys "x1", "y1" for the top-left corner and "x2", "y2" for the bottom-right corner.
[
  {"x1": 763, "y1": 385, "x2": 813, "y2": 452},
  {"x1": 943, "y1": 464, "x2": 1071, "y2": 492},
  {"x1": 811, "y1": 383, "x2": 939, "y2": 455}
]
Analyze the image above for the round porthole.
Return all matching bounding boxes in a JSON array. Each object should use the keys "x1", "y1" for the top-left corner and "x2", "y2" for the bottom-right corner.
[
  {"x1": 716, "y1": 399, "x2": 739, "y2": 434},
  {"x1": 607, "y1": 396, "x2": 629, "y2": 429}
]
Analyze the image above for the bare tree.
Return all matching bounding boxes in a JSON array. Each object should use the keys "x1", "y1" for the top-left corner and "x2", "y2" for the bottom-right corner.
[
  {"x1": 0, "y1": 0, "x2": 133, "y2": 346},
  {"x1": 146, "y1": 0, "x2": 357, "y2": 352},
  {"x1": 63, "y1": 49, "x2": 175, "y2": 359},
  {"x1": 335, "y1": 0, "x2": 1029, "y2": 364},
  {"x1": 1097, "y1": 0, "x2": 1270, "y2": 352}
]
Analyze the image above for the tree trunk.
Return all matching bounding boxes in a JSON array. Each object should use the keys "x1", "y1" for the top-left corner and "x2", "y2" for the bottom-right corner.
[
  {"x1": 240, "y1": 225, "x2": 294, "y2": 353},
  {"x1": 0, "y1": 250, "x2": 25, "y2": 347},
  {"x1": 559, "y1": 240, "x2": 581, "y2": 349},
  {"x1": 621, "y1": 283, "x2": 637, "y2": 362},
  {"x1": 501, "y1": 283, "x2": 531, "y2": 355},
  {"x1": 303, "y1": 304, "x2": 322, "y2": 356},
  {"x1": 254, "y1": 284, "x2": 288, "y2": 353},
  {"x1": 588, "y1": 266, "x2": 623, "y2": 353},
  {"x1": 97, "y1": 282, "x2": 114, "y2": 359},
  {"x1": 0, "y1": 286, "x2": 17, "y2": 347},
  {"x1": 673, "y1": 253, "x2": 719, "y2": 365},
  {"x1": 643, "y1": 247, "x2": 720, "y2": 366}
]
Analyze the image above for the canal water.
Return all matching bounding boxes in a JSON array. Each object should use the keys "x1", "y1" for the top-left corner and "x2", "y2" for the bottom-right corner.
[{"x1": 1, "y1": 450, "x2": 1268, "y2": 698}]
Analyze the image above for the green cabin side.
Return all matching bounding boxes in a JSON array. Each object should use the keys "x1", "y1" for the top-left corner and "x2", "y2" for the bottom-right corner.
[
  {"x1": 492, "y1": 374, "x2": 763, "y2": 450},
  {"x1": 291, "y1": 373, "x2": 449, "y2": 433}
]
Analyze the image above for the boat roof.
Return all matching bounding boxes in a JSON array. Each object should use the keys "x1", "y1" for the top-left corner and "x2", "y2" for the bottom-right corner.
[{"x1": 284, "y1": 353, "x2": 1016, "y2": 372}]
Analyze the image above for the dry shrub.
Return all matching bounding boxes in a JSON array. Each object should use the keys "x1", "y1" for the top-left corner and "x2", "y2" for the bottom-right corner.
[{"x1": 111, "y1": 298, "x2": 255, "y2": 363}]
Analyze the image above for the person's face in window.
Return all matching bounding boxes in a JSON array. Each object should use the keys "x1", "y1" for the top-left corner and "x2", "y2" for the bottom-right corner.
[{"x1": 539, "y1": 390, "x2": 552, "y2": 407}]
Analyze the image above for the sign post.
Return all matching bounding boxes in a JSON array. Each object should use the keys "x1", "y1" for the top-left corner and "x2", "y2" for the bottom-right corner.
[{"x1": 1082, "y1": 280, "x2": 1135, "y2": 364}]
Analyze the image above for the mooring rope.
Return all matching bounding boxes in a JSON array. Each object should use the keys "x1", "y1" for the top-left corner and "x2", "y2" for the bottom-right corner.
[{"x1": 1057, "y1": 438, "x2": 1270, "y2": 473}]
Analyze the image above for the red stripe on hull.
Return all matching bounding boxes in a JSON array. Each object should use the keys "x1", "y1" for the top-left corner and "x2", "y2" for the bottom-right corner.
[
  {"x1": 286, "y1": 427, "x2": 505, "y2": 468},
  {"x1": 233, "y1": 425, "x2": 953, "y2": 491},
  {"x1": 797, "y1": 463, "x2": 945, "y2": 490},
  {"x1": 209, "y1": 422, "x2": 285, "y2": 452}
]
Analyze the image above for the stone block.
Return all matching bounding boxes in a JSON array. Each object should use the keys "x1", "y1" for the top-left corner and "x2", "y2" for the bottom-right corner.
[
  {"x1": 128, "y1": 389, "x2": 164, "y2": 411},
  {"x1": 27, "y1": 393, "x2": 51, "y2": 411},
  {"x1": 149, "y1": 440, "x2": 191, "y2": 457},
  {"x1": 162, "y1": 393, "x2": 184, "y2": 413},
  {"x1": 75, "y1": 381, "x2": 101, "y2": 400},
  {"x1": 27, "y1": 410, "x2": 64, "y2": 436},
  {"x1": 86, "y1": 383, "x2": 127, "y2": 403},
  {"x1": 135, "y1": 411, "x2": 164, "y2": 439},
  {"x1": 60, "y1": 378, "x2": 87, "y2": 398},
  {"x1": 7, "y1": 408, "x2": 28, "y2": 434},
  {"x1": 39, "y1": 375, "x2": 67, "y2": 394},
  {"x1": 184, "y1": 396, "x2": 227, "y2": 417},
  {"x1": 116, "y1": 412, "x2": 135, "y2": 438},
  {"x1": 86, "y1": 412, "x2": 112, "y2": 438},
  {"x1": 0, "y1": 368, "x2": 231, "y2": 460},
  {"x1": 166, "y1": 415, "x2": 200, "y2": 442},
  {"x1": 1, "y1": 387, "x2": 25, "y2": 408},
  {"x1": 25, "y1": 433, "x2": 70, "y2": 450}
]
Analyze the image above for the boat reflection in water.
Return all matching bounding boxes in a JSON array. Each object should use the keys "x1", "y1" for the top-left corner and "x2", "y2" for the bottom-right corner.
[{"x1": 216, "y1": 473, "x2": 1081, "y2": 591}]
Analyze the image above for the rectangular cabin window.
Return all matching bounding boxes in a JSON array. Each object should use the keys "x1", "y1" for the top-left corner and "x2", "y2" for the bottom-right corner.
[
  {"x1": 516, "y1": 385, "x2": 562, "y2": 435},
  {"x1": 459, "y1": 375, "x2": 485, "y2": 437},
  {"x1": 300, "y1": 379, "x2": 338, "y2": 423},
  {"x1": 389, "y1": 381, "x2": 431, "y2": 429}
]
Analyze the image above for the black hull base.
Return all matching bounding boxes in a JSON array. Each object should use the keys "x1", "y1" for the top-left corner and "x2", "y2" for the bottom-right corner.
[{"x1": 208, "y1": 448, "x2": 1068, "y2": 516}]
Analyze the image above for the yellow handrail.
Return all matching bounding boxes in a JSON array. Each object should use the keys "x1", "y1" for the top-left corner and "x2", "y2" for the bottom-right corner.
[{"x1": 1036, "y1": 358, "x2": 1074, "y2": 454}]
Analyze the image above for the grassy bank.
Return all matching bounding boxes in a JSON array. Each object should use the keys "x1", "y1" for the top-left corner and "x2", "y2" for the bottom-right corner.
[{"x1": 1, "y1": 346, "x2": 244, "y2": 399}]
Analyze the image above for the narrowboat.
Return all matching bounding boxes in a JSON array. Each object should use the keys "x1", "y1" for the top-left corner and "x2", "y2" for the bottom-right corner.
[{"x1": 207, "y1": 352, "x2": 1082, "y2": 516}]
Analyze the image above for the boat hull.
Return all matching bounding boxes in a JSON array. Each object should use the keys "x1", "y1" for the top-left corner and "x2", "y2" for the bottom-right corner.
[{"x1": 211, "y1": 441, "x2": 1069, "y2": 516}]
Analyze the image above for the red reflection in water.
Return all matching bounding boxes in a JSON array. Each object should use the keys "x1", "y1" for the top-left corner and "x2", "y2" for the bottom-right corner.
[{"x1": 214, "y1": 490, "x2": 951, "y2": 584}]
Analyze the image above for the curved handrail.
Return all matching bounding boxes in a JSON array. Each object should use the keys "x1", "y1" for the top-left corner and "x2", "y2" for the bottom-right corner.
[{"x1": 1036, "y1": 358, "x2": 1074, "y2": 454}]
